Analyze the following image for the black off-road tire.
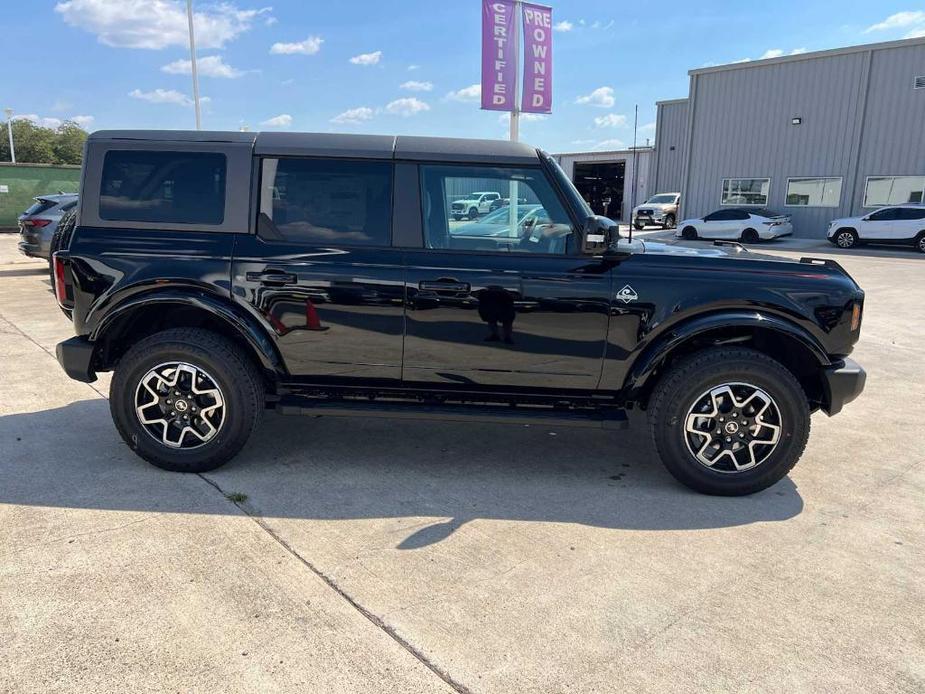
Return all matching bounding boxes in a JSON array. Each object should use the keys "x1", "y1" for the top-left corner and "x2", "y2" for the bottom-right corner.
[
  {"x1": 741, "y1": 228, "x2": 760, "y2": 244},
  {"x1": 648, "y1": 347, "x2": 810, "y2": 496},
  {"x1": 110, "y1": 328, "x2": 264, "y2": 473}
]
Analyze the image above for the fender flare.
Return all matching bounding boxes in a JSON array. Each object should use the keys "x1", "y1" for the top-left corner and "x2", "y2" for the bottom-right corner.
[
  {"x1": 622, "y1": 310, "x2": 831, "y2": 397},
  {"x1": 90, "y1": 288, "x2": 286, "y2": 376}
]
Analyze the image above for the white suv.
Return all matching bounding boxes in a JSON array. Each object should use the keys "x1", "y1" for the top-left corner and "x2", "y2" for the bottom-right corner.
[
  {"x1": 828, "y1": 205, "x2": 925, "y2": 253},
  {"x1": 450, "y1": 192, "x2": 501, "y2": 220}
]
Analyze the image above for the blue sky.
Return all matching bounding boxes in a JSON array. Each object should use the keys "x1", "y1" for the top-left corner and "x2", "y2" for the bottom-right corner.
[{"x1": 2, "y1": 1, "x2": 923, "y2": 152}]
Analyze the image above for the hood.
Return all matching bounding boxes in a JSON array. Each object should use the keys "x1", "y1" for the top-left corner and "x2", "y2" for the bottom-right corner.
[
  {"x1": 636, "y1": 239, "x2": 801, "y2": 264},
  {"x1": 633, "y1": 202, "x2": 673, "y2": 212}
]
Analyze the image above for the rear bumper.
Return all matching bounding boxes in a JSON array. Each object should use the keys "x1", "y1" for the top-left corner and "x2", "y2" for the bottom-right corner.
[
  {"x1": 56, "y1": 336, "x2": 97, "y2": 383},
  {"x1": 821, "y1": 358, "x2": 865, "y2": 416}
]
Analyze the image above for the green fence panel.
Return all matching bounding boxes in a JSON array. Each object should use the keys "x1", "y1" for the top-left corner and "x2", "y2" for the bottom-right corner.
[{"x1": 0, "y1": 163, "x2": 81, "y2": 227}]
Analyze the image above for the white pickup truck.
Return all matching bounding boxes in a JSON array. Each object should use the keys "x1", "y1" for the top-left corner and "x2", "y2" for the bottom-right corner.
[{"x1": 450, "y1": 191, "x2": 502, "y2": 220}]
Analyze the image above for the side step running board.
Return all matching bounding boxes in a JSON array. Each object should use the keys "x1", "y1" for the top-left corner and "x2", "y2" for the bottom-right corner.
[{"x1": 276, "y1": 398, "x2": 628, "y2": 430}]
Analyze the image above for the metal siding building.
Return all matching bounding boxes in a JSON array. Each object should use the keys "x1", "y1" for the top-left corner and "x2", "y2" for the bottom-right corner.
[
  {"x1": 662, "y1": 37, "x2": 925, "y2": 238},
  {"x1": 652, "y1": 99, "x2": 688, "y2": 194}
]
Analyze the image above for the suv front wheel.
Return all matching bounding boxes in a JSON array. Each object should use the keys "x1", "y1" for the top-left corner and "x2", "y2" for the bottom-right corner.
[
  {"x1": 648, "y1": 346, "x2": 810, "y2": 495},
  {"x1": 110, "y1": 328, "x2": 264, "y2": 473}
]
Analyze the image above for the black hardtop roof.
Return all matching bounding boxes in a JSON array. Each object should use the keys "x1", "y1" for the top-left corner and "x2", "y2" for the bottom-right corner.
[{"x1": 89, "y1": 130, "x2": 541, "y2": 164}]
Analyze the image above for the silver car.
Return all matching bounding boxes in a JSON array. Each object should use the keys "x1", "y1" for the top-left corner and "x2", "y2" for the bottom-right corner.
[{"x1": 18, "y1": 193, "x2": 78, "y2": 260}]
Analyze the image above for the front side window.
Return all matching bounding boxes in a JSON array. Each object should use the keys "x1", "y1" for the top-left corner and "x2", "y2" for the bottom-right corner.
[
  {"x1": 258, "y1": 158, "x2": 392, "y2": 245},
  {"x1": 867, "y1": 208, "x2": 899, "y2": 221},
  {"x1": 786, "y1": 177, "x2": 842, "y2": 207},
  {"x1": 421, "y1": 165, "x2": 574, "y2": 254},
  {"x1": 864, "y1": 176, "x2": 925, "y2": 207},
  {"x1": 721, "y1": 178, "x2": 770, "y2": 206},
  {"x1": 100, "y1": 150, "x2": 226, "y2": 224}
]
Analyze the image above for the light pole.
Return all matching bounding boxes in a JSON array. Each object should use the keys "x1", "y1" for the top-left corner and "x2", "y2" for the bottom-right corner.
[
  {"x1": 4, "y1": 108, "x2": 15, "y2": 164},
  {"x1": 186, "y1": 0, "x2": 202, "y2": 130}
]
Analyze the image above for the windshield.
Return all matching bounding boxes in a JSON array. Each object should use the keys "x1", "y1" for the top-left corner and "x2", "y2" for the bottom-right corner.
[
  {"x1": 542, "y1": 153, "x2": 592, "y2": 218},
  {"x1": 646, "y1": 194, "x2": 678, "y2": 205}
]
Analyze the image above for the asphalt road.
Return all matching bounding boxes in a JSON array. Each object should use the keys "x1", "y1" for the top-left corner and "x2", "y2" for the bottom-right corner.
[{"x1": 0, "y1": 233, "x2": 922, "y2": 693}]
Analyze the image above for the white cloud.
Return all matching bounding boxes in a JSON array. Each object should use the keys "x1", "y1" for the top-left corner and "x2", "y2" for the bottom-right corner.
[
  {"x1": 576, "y1": 86, "x2": 615, "y2": 108},
  {"x1": 14, "y1": 114, "x2": 64, "y2": 129},
  {"x1": 71, "y1": 115, "x2": 95, "y2": 128},
  {"x1": 407, "y1": 64, "x2": 421, "y2": 71},
  {"x1": 162, "y1": 55, "x2": 246, "y2": 78},
  {"x1": 866, "y1": 11, "x2": 925, "y2": 35},
  {"x1": 594, "y1": 113, "x2": 627, "y2": 128},
  {"x1": 264, "y1": 16, "x2": 277, "y2": 26},
  {"x1": 446, "y1": 84, "x2": 481, "y2": 102},
  {"x1": 553, "y1": 20, "x2": 573, "y2": 32},
  {"x1": 759, "y1": 48, "x2": 807, "y2": 60},
  {"x1": 592, "y1": 138, "x2": 625, "y2": 150},
  {"x1": 129, "y1": 88, "x2": 193, "y2": 106},
  {"x1": 350, "y1": 50, "x2": 382, "y2": 66},
  {"x1": 261, "y1": 113, "x2": 292, "y2": 128},
  {"x1": 385, "y1": 97, "x2": 430, "y2": 116},
  {"x1": 331, "y1": 107, "x2": 376, "y2": 125},
  {"x1": 270, "y1": 35, "x2": 324, "y2": 55},
  {"x1": 55, "y1": 0, "x2": 271, "y2": 50},
  {"x1": 639, "y1": 121, "x2": 656, "y2": 132},
  {"x1": 400, "y1": 80, "x2": 433, "y2": 92}
]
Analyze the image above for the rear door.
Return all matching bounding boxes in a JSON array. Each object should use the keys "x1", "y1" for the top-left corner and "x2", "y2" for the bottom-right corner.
[
  {"x1": 896, "y1": 207, "x2": 925, "y2": 240},
  {"x1": 401, "y1": 162, "x2": 612, "y2": 391},
  {"x1": 232, "y1": 156, "x2": 405, "y2": 382},
  {"x1": 861, "y1": 207, "x2": 899, "y2": 239}
]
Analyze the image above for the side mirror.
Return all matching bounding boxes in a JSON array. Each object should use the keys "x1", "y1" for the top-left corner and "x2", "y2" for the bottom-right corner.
[{"x1": 580, "y1": 215, "x2": 620, "y2": 254}]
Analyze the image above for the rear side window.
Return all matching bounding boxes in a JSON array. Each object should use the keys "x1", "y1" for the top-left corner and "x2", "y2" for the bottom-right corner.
[
  {"x1": 23, "y1": 199, "x2": 57, "y2": 216},
  {"x1": 258, "y1": 158, "x2": 392, "y2": 246},
  {"x1": 99, "y1": 150, "x2": 226, "y2": 224},
  {"x1": 898, "y1": 207, "x2": 925, "y2": 221}
]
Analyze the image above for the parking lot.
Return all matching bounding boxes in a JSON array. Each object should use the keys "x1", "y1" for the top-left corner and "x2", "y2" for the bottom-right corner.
[{"x1": 0, "y1": 232, "x2": 922, "y2": 693}]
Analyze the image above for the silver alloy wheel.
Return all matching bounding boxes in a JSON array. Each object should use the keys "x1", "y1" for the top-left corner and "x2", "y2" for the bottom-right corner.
[
  {"x1": 134, "y1": 362, "x2": 226, "y2": 449},
  {"x1": 918, "y1": 235, "x2": 925, "y2": 253},
  {"x1": 836, "y1": 231, "x2": 855, "y2": 248},
  {"x1": 683, "y1": 382, "x2": 783, "y2": 473}
]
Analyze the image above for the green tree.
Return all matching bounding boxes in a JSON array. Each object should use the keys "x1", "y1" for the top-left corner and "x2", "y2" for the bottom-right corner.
[
  {"x1": 52, "y1": 121, "x2": 88, "y2": 165},
  {"x1": 0, "y1": 118, "x2": 89, "y2": 165}
]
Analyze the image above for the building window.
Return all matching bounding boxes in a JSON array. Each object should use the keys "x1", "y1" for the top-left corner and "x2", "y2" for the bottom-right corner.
[
  {"x1": 785, "y1": 177, "x2": 843, "y2": 207},
  {"x1": 257, "y1": 158, "x2": 393, "y2": 246},
  {"x1": 721, "y1": 178, "x2": 770, "y2": 206},
  {"x1": 863, "y1": 176, "x2": 925, "y2": 207},
  {"x1": 100, "y1": 150, "x2": 226, "y2": 224}
]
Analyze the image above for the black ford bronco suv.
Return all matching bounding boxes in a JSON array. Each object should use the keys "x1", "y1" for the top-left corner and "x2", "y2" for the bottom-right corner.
[{"x1": 53, "y1": 130, "x2": 866, "y2": 495}]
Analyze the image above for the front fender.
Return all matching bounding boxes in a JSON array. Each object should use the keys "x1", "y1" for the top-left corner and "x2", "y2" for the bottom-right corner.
[
  {"x1": 620, "y1": 310, "x2": 832, "y2": 397},
  {"x1": 91, "y1": 288, "x2": 285, "y2": 375}
]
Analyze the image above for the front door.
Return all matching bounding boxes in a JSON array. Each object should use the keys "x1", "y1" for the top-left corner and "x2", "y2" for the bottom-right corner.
[
  {"x1": 232, "y1": 156, "x2": 405, "y2": 382},
  {"x1": 402, "y1": 163, "x2": 612, "y2": 391}
]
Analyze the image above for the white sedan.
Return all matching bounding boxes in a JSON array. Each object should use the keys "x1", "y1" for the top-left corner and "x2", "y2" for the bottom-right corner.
[{"x1": 676, "y1": 208, "x2": 793, "y2": 243}]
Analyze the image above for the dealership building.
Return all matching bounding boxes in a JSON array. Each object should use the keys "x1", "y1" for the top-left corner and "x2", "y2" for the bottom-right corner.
[{"x1": 559, "y1": 36, "x2": 925, "y2": 238}]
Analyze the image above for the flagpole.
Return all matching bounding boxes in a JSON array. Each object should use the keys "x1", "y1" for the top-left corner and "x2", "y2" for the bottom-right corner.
[
  {"x1": 187, "y1": 0, "x2": 202, "y2": 130},
  {"x1": 629, "y1": 103, "x2": 639, "y2": 243},
  {"x1": 509, "y1": 0, "x2": 522, "y2": 236}
]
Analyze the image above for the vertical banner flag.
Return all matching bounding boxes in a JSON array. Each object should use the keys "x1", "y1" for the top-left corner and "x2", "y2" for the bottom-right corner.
[
  {"x1": 481, "y1": 0, "x2": 516, "y2": 111},
  {"x1": 521, "y1": 3, "x2": 552, "y2": 113}
]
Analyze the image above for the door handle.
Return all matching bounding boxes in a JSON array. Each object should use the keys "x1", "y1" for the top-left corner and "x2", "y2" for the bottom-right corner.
[
  {"x1": 419, "y1": 280, "x2": 471, "y2": 293},
  {"x1": 246, "y1": 269, "x2": 298, "y2": 285}
]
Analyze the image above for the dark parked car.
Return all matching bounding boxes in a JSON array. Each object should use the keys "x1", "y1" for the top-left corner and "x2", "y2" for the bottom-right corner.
[
  {"x1": 18, "y1": 193, "x2": 78, "y2": 259},
  {"x1": 53, "y1": 130, "x2": 866, "y2": 495}
]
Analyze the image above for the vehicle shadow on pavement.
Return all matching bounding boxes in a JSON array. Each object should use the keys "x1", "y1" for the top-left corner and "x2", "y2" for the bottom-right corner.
[{"x1": 0, "y1": 399, "x2": 803, "y2": 548}]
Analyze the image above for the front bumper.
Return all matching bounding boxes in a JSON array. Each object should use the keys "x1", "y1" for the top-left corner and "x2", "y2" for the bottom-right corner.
[
  {"x1": 56, "y1": 335, "x2": 97, "y2": 383},
  {"x1": 821, "y1": 358, "x2": 865, "y2": 416}
]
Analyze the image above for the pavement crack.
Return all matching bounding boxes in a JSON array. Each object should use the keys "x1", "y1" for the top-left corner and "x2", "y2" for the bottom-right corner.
[
  {"x1": 197, "y1": 472, "x2": 473, "y2": 694},
  {"x1": 1, "y1": 517, "x2": 151, "y2": 560}
]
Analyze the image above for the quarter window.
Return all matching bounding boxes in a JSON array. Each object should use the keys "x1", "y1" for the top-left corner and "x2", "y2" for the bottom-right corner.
[
  {"x1": 864, "y1": 176, "x2": 925, "y2": 207},
  {"x1": 100, "y1": 150, "x2": 226, "y2": 224},
  {"x1": 420, "y1": 165, "x2": 574, "y2": 254},
  {"x1": 258, "y1": 158, "x2": 392, "y2": 246},
  {"x1": 721, "y1": 178, "x2": 770, "y2": 206},
  {"x1": 785, "y1": 177, "x2": 842, "y2": 207}
]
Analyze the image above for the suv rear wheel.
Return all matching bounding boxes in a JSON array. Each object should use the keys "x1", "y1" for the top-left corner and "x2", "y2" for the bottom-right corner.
[
  {"x1": 110, "y1": 328, "x2": 264, "y2": 473},
  {"x1": 916, "y1": 231, "x2": 925, "y2": 254},
  {"x1": 648, "y1": 346, "x2": 810, "y2": 495}
]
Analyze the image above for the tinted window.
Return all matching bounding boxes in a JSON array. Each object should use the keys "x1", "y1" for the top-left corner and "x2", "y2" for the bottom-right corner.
[
  {"x1": 867, "y1": 208, "x2": 899, "y2": 221},
  {"x1": 23, "y1": 199, "x2": 57, "y2": 216},
  {"x1": 100, "y1": 150, "x2": 226, "y2": 224},
  {"x1": 732, "y1": 210, "x2": 751, "y2": 220},
  {"x1": 258, "y1": 158, "x2": 392, "y2": 246},
  {"x1": 421, "y1": 165, "x2": 574, "y2": 255},
  {"x1": 897, "y1": 207, "x2": 925, "y2": 221},
  {"x1": 705, "y1": 209, "x2": 734, "y2": 221}
]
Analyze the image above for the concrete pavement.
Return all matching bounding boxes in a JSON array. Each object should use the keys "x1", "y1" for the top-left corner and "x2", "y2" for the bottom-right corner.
[{"x1": 0, "y1": 234, "x2": 922, "y2": 693}]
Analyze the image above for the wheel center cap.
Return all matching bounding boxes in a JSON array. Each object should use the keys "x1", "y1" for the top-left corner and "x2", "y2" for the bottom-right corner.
[
  {"x1": 174, "y1": 399, "x2": 189, "y2": 413},
  {"x1": 724, "y1": 421, "x2": 740, "y2": 434}
]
